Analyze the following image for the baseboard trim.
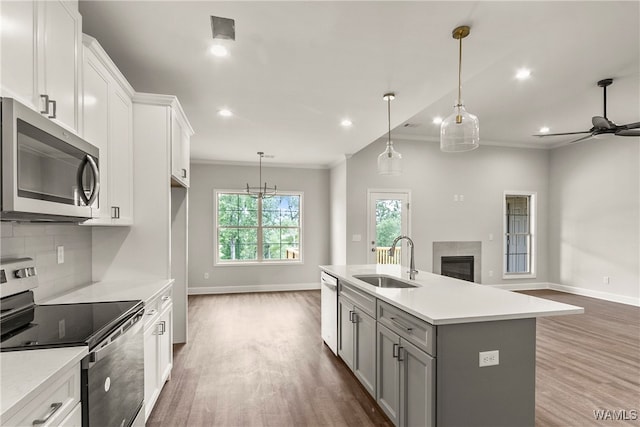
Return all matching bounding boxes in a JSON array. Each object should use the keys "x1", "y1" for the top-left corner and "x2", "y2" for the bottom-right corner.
[
  {"x1": 548, "y1": 283, "x2": 640, "y2": 307},
  {"x1": 487, "y1": 282, "x2": 639, "y2": 307},
  {"x1": 188, "y1": 282, "x2": 320, "y2": 295}
]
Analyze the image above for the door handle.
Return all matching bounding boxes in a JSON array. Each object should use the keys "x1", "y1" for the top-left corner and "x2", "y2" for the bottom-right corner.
[
  {"x1": 348, "y1": 310, "x2": 353, "y2": 322},
  {"x1": 371, "y1": 248, "x2": 376, "y2": 252},
  {"x1": 77, "y1": 155, "x2": 100, "y2": 206},
  {"x1": 392, "y1": 343, "x2": 399, "y2": 358},
  {"x1": 397, "y1": 346, "x2": 404, "y2": 361},
  {"x1": 40, "y1": 94, "x2": 50, "y2": 115},
  {"x1": 182, "y1": 168, "x2": 187, "y2": 178},
  {"x1": 48, "y1": 99, "x2": 57, "y2": 119}
]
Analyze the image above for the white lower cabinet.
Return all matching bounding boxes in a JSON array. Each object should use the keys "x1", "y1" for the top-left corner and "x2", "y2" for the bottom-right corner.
[
  {"x1": 143, "y1": 284, "x2": 174, "y2": 420},
  {"x1": 59, "y1": 403, "x2": 81, "y2": 427},
  {"x1": 377, "y1": 323, "x2": 435, "y2": 427},
  {"x1": 3, "y1": 362, "x2": 81, "y2": 427}
]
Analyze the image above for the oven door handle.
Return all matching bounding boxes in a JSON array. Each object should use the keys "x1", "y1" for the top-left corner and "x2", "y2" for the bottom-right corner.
[{"x1": 88, "y1": 316, "x2": 143, "y2": 365}]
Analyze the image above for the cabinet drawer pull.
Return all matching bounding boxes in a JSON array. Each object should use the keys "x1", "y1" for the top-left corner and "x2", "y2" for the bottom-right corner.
[
  {"x1": 161, "y1": 295, "x2": 171, "y2": 302},
  {"x1": 352, "y1": 312, "x2": 358, "y2": 323},
  {"x1": 33, "y1": 402, "x2": 63, "y2": 425},
  {"x1": 40, "y1": 94, "x2": 50, "y2": 114},
  {"x1": 390, "y1": 316, "x2": 413, "y2": 331},
  {"x1": 158, "y1": 320, "x2": 166, "y2": 335},
  {"x1": 146, "y1": 309, "x2": 158, "y2": 316},
  {"x1": 181, "y1": 168, "x2": 187, "y2": 178},
  {"x1": 392, "y1": 343, "x2": 399, "y2": 358},
  {"x1": 348, "y1": 310, "x2": 353, "y2": 322},
  {"x1": 397, "y1": 346, "x2": 404, "y2": 362}
]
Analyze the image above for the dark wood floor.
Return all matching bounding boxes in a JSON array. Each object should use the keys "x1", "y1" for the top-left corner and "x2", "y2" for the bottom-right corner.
[{"x1": 148, "y1": 290, "x2": 639, "y2": 427}]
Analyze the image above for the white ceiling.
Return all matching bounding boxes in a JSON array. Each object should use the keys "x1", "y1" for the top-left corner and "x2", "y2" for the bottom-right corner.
[{"x1": 79, "y1": 1, "x2": 640, "y2": 168}]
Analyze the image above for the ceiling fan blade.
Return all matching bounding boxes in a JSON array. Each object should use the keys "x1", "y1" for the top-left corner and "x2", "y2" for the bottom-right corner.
[
  {"x1": 533, "y1": 130, "x2": 592, "y2": 137},
  {"x1": 592, "y1": 116, "x2": 614, "y2": 129},
  {"x1": 622, "y1": 121, "x2": 640, "y2": 129},
  {"x1": 616, "y1": 128, "x2": 640, "y2": 137},
  {"x1": 568, "y1": 134, "x2": 595, "y2": 144}
]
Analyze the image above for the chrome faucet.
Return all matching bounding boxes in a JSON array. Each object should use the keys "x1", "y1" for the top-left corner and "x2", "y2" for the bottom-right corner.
[{"x1": 388, "y1": 235, "x2": 418, "y2": 280}]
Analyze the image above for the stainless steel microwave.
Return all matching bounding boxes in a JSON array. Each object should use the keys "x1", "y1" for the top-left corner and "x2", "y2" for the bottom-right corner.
[{"x1": 1, "y1": 97, "x2": 100, "y2": 222}]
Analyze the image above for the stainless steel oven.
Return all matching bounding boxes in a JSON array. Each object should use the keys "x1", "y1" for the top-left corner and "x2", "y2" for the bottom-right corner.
[
  {"x1": 82, "y1": 308, "x2": 145, "y2": 427},
  {"x1": 1, "y1": 97, "x2": 100, "y2": 222}
]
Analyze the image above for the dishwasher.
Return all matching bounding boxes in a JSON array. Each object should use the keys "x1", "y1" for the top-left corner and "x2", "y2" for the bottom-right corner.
[{"x1": 320, "y1": 271, "x2": 338, "y2": 355}]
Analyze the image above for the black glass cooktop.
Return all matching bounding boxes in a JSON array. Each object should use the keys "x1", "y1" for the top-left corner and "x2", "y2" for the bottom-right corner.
[{"x1": 1, "y1": 295, "x2": 143, "y2": 352}]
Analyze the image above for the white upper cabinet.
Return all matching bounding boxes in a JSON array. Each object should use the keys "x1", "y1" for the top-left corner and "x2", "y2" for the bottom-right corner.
[
  {"x1": 0, "y1": 0, "x2": 82, "y2": 134},
  {"x1": 82, "y1": 35, "x2": 134, "y2": 226},
  {"x1": 171, "y1": 111, "x2": 191, "y2": 188}
]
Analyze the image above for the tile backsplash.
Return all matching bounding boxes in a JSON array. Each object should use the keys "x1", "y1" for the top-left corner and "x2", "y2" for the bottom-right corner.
[{"x1": 1, "y1": 222, "x2": 92, "y2": 302}]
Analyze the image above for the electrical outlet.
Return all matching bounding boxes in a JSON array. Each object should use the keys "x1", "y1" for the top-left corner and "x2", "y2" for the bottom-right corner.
[
  {"x1": 489, "y1": 270, "x2": 494, "y2": 277},
  {"x1": 489, "y1": 233, "x2": 494, "y2": 241},
  {"x1": 459, "y1": 194, "x2": 465, "y2": 202},
  {"x1": 204, "y1": 272, "x2": 210, "y2": 279},
  {"x1": 603, "y1": 276, "x2": 610, "y2": 284},
  {"x1": 352, "y1": 234, "x2": 361, "y2": 242},
  {"x1": 57, "y1": 246, "x2": 64, "y2": 264},
  {"x1": 453, "y1": 194, "x2": 459, "y2": 202},
  {"x1": 479, "y1": 350, "x2": 499, "y2": 367}
]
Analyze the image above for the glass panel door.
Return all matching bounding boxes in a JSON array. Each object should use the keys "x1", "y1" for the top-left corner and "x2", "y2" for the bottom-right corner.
[{"x1": 368, "y1": 191, "x2": 410, "y2": 265}]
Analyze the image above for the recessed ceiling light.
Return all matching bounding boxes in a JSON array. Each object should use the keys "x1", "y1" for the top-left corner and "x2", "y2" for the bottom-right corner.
[
  {"x1": 516, "y1": 68, "x2": 531, "y2": 80},
  {"x1": 218, "y1": 109, "x2": 233, "y2": 117},
  {"x1": 432, "y1": 117, "x2": 443, "y2": 125},
  {"x1": 210, "y1": 44, "x2": 229, "y2": 57},
  {"x1": 539, "y1": 126, "x2": 550, "y2": 133},
  {"x1": 341, "y1": 119, "x2": 353, "y2": 127}
]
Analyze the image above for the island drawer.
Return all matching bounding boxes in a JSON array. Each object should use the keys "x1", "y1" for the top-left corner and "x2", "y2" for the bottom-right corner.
[
  {"x1": 339, "y1": 281, "x2": 376, "y2": 318},
  {"x1": 377, "y1": 300, "x2": 435, "y2": 356}
]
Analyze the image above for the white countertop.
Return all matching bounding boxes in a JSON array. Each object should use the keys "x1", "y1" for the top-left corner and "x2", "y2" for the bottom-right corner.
[
  {"x1": 0, "y1": 347, "x2": 87, "y2": 421},
  {"x1": 320, "y1": 264, "x2": 583, "y2": 325},
  {"x1": 44, "y1": 278, "x2": 174, "y2": 305}
]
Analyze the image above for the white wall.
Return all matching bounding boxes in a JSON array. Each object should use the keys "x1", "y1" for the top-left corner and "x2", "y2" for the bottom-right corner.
[
  {"x1": 548, "y1": 138, "x2": 639, "y2": 303},
  {"x1": 345, "y1": 139, "x2": 550, "y2": 285},
  {"x1": 188, "y1": 162, "x2": 330, "y2": 293},
  {"x1": 330, "y1": 160, "x2": 347, "y2": 265},
  {"x1": 1, "y1": 223, "x2": 92, "y2": 302}
]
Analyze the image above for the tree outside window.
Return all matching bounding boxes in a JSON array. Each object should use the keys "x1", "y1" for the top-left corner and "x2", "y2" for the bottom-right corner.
[{"x1": 216, "y1": 191, "x2": 302, "y2": 264}]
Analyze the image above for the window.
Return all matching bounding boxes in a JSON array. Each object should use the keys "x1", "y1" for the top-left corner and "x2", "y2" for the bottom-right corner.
[
  {"x1": 503, "y1": 192, "x2": 536, "y2": 278},
  {"x1": 215, "y1": 191, "x2": 302, "y2": 264}
]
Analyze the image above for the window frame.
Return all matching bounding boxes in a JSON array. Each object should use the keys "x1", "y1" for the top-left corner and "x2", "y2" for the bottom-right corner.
[
  {"x1": 213, "y1": 189, "x2": 304, "y2": 266},
  {"x1": 502, "y1": 191, "x2": 536, "y2": 279}
]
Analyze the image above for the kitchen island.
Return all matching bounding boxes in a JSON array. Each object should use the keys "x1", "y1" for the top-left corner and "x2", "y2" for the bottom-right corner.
[{"x1": 320, "y1": 264, "x2": 583, "y2": 427}]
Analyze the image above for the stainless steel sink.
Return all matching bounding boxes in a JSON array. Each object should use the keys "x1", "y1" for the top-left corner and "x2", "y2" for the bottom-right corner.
[{"x1": 353, "y1": 274, "x2": 417, "y2": 288}]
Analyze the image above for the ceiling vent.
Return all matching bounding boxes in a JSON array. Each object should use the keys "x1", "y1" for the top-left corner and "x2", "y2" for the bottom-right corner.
[{"x1": 211, "y1": 16, "x2": 235, "y2": 40}]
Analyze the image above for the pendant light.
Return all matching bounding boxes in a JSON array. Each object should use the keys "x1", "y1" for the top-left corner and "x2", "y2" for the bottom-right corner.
[
  {"x1": 440, "y1": 25, "x2": 479, "y2": 152},
  {"x1": 377, "y1": 92, "x2": 402, "y2": 175},
  {"x1": 246, "y1": 151, "x2": 276, "y2": 199}
]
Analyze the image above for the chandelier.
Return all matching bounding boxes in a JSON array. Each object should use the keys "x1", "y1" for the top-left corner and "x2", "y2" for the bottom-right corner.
[{"x1": 246, "y1": 151, "x2": 276, "y2": 199}]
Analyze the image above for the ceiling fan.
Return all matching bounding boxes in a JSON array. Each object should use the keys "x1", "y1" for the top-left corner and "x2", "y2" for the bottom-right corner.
[{"x1": 534, "y1": 78, "x2": 640, "y2": 144}]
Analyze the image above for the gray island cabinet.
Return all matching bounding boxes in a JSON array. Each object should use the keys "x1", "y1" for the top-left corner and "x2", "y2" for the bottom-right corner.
[{"x1": 320, "y1": 264, "x2": 583, "y2": 427}]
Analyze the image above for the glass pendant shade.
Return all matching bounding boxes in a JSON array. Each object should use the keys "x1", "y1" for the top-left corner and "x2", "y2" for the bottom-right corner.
[
  {"x1": 440, "y1": 103, "x2": 479, "y2": 152},
  {"x1": 377, "y1": 141, "x2": 402, "y2": 175},
  {"x1": 440, "y1": 25, "x2": 479, "y2": 152},
  {"x1": 377, "y1": 92, "x2": 401, "y2": 175}
]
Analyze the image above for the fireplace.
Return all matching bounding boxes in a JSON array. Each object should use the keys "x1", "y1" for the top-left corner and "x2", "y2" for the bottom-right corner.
[{"x1": 441, "y1": 256, "x2": 474, "y2": 282}]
